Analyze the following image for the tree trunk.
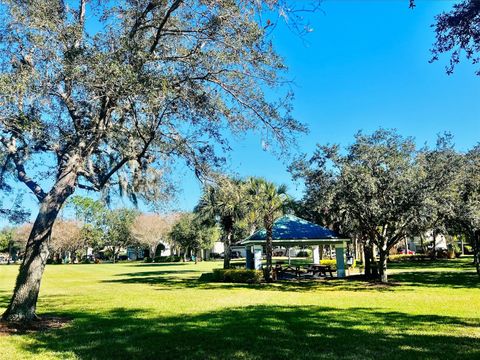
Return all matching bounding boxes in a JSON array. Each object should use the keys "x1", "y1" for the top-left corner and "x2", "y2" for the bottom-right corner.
[
  {"x1": 474, "y1": 231, "x2": 480, "y2": 277},
  {"x1": 7, "y1": 242, "x2": 12, "y2": 265},
  {"x1": 2, "y1": 162, "x2": 77, "y2": 322},
  {"x1": 378, "y1": 243, "x2": 388, "y2": 283},
  {"x1": 264, "y1": 222, "x2": 273, "y2": 283},
  {"x1": 223, "y1": 228, "x2": 232, "y2": 269},
  {"x1": 432, "y1": 230, "x2": 437, "y2": 259},
  {"x1": 112, "y1": 246, "x2": 116, "y2": 264},
  {"x1": 364, "y1": 243, "x2": 372, "y2": 278}
]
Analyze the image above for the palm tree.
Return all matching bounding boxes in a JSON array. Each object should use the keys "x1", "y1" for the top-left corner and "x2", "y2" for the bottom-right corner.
[
  {"x1": 196, "y1": 176, "x2": 246, "y2": 269},
  {"x1": 247, "y1": 178, "x2": 290, "y2": 282}
]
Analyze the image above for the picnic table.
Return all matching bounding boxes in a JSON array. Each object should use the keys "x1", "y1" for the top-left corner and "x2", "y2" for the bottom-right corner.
[
  {"x1": 273, "y1": 264, "x2": 304, "y2": 279},
  {"x1": 272, "y1": 263, "x2": 335, "y2": 280},
  {"x1": 304, "y1": 264, "x2": 334, "y2": 278}
]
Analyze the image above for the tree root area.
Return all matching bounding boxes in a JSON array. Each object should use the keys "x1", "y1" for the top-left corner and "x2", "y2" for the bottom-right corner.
[{"x1": 0, "y1": 316, "x2": 71, "y2": 336}]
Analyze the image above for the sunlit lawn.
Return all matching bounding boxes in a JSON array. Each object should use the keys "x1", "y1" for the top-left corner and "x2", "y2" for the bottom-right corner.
[{"x1": 1, "y1": 257, "x2": 479, "y2": 359}]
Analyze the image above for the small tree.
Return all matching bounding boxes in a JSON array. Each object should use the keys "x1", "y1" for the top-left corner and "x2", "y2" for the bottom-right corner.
[
  {"x1": 247, "y1": 178, "x2": 289, "y2": 282},
  {"x1": 132, "y1": 213, "x2": 180, "y2": 258},
  {"x1": 169, "y1": 213, "x2": 219, "y2": 262},
  {"x1": 0, "y1": 227, "x2": 15, "y2": 264},
  {"x1": 196, "y1": 176, "x2": 247, "y2": 269},
  {"x1": 50, "y1": 220, "x2": 83, "y2": 263},
  {"x1": 103, "y1": 209, "x2": 137, "y2": 263},
  {"x1": 69, "y1": 196, "x2": 107, "y2": 259}
]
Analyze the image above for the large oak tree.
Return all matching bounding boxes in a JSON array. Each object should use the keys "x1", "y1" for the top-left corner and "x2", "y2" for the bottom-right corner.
[
  {"x1": 0, "y1": 0, "x2": 308, "y2": 321},
  {"x1": 292, "y1": 129, "x2": 432, "y2": 283}
]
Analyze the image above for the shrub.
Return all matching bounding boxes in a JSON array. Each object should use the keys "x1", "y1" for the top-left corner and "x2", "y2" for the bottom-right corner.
[
  {"x1": 202, "y1": 269, "x2": 263, "y2": 284},
  {"x1": 464, "y1": 245, "x2": 473, "y2": 255},
  {"x1": 319, "y1": 259, "x2": 336, "y2": 269},
  {"x1": 143, "y1": 257, "x2": 153, "y2": 263},
  {"x1": 154, "y1": 255, "x2": 181, "y2": 263},
  {"x1": 388, "y1": 254, "x2": 418, "y2": 262},
  {"x1": 296, "y1": 250, "x2": 311, "y2": 257}
]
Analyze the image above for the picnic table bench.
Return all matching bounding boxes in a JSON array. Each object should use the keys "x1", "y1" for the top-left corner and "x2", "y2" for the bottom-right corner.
[
  {"x1": 273, "y1": 264, "x2": 304, "y2": 279},
  {"x1": 304, "y1": 264, "x2": 334, "y2": 278}
]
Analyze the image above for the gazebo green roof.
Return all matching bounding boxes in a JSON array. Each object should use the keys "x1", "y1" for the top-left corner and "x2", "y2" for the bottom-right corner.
[{"x1": 241, "y1": 215, "x2": 349, "y2": 246}]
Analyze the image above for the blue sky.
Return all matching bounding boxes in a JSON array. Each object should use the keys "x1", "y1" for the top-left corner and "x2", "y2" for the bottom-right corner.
[
  {"x1": 3, "y1": 0, "x2": 480, "y2": 224},
  {"x1": 175, "y1": 0, "x2": 480, "y2": 211}
]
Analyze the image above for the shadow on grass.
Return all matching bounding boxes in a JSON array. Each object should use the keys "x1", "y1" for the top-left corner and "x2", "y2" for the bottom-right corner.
[
  {"x1": 102, "y1": 269, "x2": 400, "y2": 292},
  {"x1": 0, "y1": 293, "x2": 10, "y2": 309},
  {"x1": 103, "y1": 270, "x2": 199, "y2": 285},
  {"x1": 388, "y1": 258, "x2": 475, "y2": 270},
  {"x1": 390, "y1": 271, "x2": 480, "y2": 289},
  {"x1": 130, "y1": 262, "x2": 192, "y2": 268},
  {"x1": 102, "y1": 259, "x2": 478, "y2": 291},
  {"x1": 24, "y1": 305, "x2": 480, "y2": 360}
]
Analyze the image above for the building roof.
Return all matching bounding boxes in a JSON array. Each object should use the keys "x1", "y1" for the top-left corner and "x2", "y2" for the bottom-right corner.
[{"x1": 241, "y1": 215, "x2": 349, "y2": 246}]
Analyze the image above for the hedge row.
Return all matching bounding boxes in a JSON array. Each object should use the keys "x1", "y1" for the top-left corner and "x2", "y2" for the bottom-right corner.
[
  {"x1": 144, "y1": 255, "x2": 181, "y2": 263},
  {"x1": 199, "y1": 269, "x2": 263, "y2": 284}
]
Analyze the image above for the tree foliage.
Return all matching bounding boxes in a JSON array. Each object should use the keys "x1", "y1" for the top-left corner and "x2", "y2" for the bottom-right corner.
[
  {"x1": 49, "y1": 219, "x2": 83, "y2": 262},
  {"x1": 132, "y1": 213, "x2": 180, "y2": 256},
  {"x1": 246, "y1": 177, "x2": 290, "y2": 281},
  {"x1": 196, "y1": 175, "x2": 247, "y2": 268},
  {"x1": 430, "y1": 0, "x2": 480, "y2": 75},
  {"x1": 292, "y1": 129, "x2": 434, "y2": 282},
  {"x1": 169, "y1": 213, "x2": 219, "y2": 261}
]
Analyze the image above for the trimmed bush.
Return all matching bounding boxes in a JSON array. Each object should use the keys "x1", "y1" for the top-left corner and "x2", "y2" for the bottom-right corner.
[
  {"x1": 200, "y1": 269, "x2": 263, "y2": 284},
  {"x1": 143, "y1": 257, "x2": 153, "y2": 263},
  {"x1": 296, "y1": 250, "x2": 311, "y2": 257},
  {"x1": 319, "y1": 259, "x2": 336, "y2": 269},
  {"x1": 154, "y1": 255, "x2": 181, "y2": 263}
]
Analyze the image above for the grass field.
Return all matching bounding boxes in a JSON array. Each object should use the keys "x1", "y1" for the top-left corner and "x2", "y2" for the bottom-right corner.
[{"x1": 0, "y1": 258, "x2": 479, "y2": 359}]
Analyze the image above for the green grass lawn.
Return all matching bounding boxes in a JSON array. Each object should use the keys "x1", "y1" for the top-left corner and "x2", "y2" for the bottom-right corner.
[{"x1": 1, "y1": 258, "x2": 479, "y2": 360}]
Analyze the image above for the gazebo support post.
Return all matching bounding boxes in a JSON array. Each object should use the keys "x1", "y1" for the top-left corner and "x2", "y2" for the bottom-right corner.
[
  {"x1": 335, "y1": 242, "x2": 346, "y2": 278},
  {"x1": 312, "y1": 245, "x2": 320, "y2": 265},
  {"x1": 253, "y1": 245, "x2": 263, "y2": 270},
  {"x1": 246, "y1": 246, "x2": 253, "y2": 270}
]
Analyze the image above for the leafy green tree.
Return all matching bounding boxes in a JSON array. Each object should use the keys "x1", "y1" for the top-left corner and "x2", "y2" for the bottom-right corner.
[
  {"x1": 0, "y1": 227, "x2": 15, "y2": 264},
  {"x1": 416, "y1": 134, "x2": 462, "y2": 258},
  {"x1": 0, "y1": 0, "x2": 308, "y2": 322},
  {"x1": 70, "y1": 196, "x2": 107, "y2": 258},
  {"x1": 196, "y1": 176, "x2": 247, "y2": 269},
  {"x1": 103, "y1": 208, "x2": 138, "y2": 263},
  {"x1": 247, "y1": 178, "x2": 289, "y2": 282},
  {"x1": 170, "y1": 213, "x2": 219, "y2": 262},
  {"x1": 450, "y1": 146, "x2": 480, "y2": 276},
  {"x1": 293, "y1": 129, "x2": 432, "y2": 283}
]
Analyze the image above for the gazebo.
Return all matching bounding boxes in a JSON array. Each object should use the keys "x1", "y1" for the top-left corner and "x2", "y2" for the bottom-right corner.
[{"x1": 241, "y1": 214, "x2": 350, "y2": 277}]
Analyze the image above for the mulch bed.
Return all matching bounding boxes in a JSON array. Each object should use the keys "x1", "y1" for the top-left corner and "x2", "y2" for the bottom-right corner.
[{"x1": 0, "y1": 316, "x2": 71, "y2": 336}]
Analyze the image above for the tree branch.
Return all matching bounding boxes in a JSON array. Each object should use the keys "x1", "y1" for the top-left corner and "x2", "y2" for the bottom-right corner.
[
  {"x1": 13, "y1": 154, "x2": 47, "y2": 202},
  {"x1": 149, "y1": 0, "x2": 183, "y2": 54}
]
